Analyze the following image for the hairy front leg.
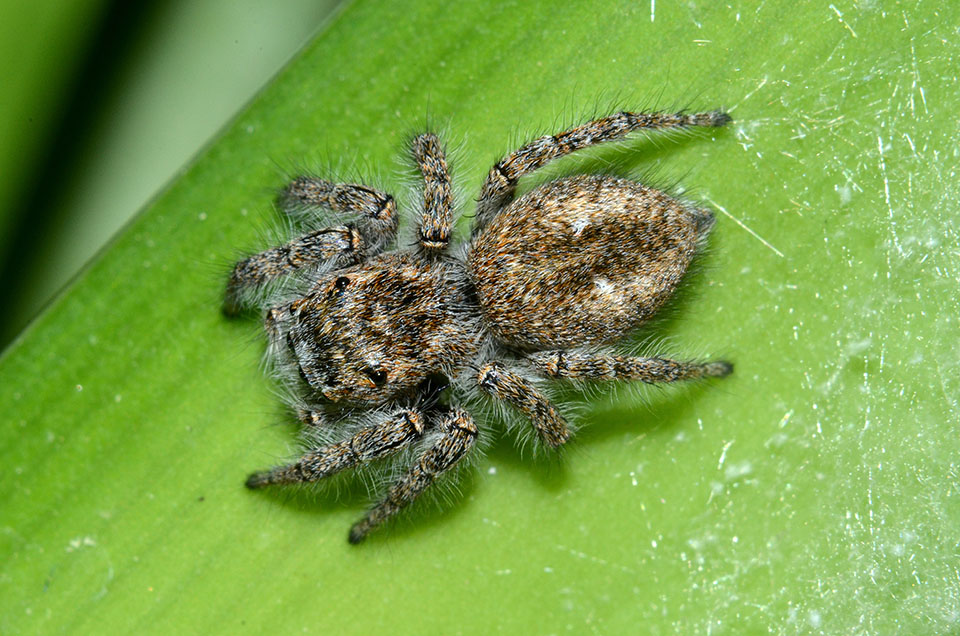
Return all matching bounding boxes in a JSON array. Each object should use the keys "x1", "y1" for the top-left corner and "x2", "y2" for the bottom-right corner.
[
  {"x1": 411, "y1": 133, "x2": 454, "y2": 254},
  {"x1": 245, "y1": 408, "x2": 425, "y2": 488},
  {"x1": 225, "y1": 226, "x2": 365, "y2": 314},
  {"x1": 283, "y1": 178, "x2": 399, "y2": 243},
  {"x1": 349, "y1": 408, "x2": 477, "y2": 544},
  {"x1": 225, "y1": 180, "x2": 399, "y2": 314},
  {"x1": 528, "y1": 351, "x2": 733, "y2": 383},
  {"x1": 476, "y1": 361, "x2": 571, "y2": 448},
  {"x1": 474, "y1": 109, "x2": 731, "y2": 234}
]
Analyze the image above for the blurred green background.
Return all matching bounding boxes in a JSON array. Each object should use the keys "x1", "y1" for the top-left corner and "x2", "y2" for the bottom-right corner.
[
  {"x1": 1, "y1": 1, "x2": 958, "y2": 634},
  {"x1": 0, "y1": 0, "x2": 343, "y2": 349}
]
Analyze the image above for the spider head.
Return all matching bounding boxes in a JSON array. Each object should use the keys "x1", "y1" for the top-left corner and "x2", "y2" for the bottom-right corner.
[{"x1": 271, "y1": 254, "x2": 476, "y2": 406}]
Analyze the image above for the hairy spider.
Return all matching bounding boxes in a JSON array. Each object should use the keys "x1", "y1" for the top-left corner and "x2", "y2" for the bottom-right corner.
[{"x1": 227, "y1": 109, "x2": 734, "y2": 543}]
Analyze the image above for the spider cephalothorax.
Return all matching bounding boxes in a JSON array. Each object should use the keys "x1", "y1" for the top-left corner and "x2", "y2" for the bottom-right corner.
[
  {"x1": 227, "y1": 109, "x2": 733, "y2": 543},
  {"x1": 265, "y1": 252, "x2": 480, "y2": 405}
]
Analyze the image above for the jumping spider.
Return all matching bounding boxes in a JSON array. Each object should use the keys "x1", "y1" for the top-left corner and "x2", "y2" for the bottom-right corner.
[{"x1": 227, "y1": 109, "x2": 734, "y2": 543}]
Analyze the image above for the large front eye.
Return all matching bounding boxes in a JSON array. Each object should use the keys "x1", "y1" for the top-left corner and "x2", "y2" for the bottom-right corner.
[
  {"x1": 334, "y1": 276, "x2": 350, "y2": 292},
  {"x1": 362, "y1": 367, "x2": 387, "y2": 386}
]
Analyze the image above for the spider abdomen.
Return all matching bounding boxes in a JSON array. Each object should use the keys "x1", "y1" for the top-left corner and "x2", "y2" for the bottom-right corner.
[{"x1": 467, "y1": 175, "x2": 713, "y2": 350}]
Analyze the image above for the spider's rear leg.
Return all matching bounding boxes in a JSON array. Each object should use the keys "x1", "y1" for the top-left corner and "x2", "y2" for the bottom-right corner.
[
  {"x1": 477, "y1": 362, "x2": 571, "y2": 448},
  {"x1": 412, "y1": 133, "x2": 454, "y2": 255},
  {"x1": 474, "y1": 109, "x2": 731, "y2": 235},
  {"x1": 245, "y1": 408, "x2": 424, "y2": 488},
  {"x1": 348, "y1": 408, "x2": 477, "y2": 544},
  {"x1": 225, "y1": 180, "x2": 398, "y2": 315},
  {"x1": 527, "y1": 351, "x2": 733, "y2": 384}
]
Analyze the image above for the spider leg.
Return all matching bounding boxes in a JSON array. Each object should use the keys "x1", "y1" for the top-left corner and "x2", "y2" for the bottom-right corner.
[
  {"x1": 245, "y1": 408, "x2": 424, "y2": 488},
  {"x1": 282, "y1": 178, "x2": 399, "y2": 246},
  {"x1": 225, "y1": 180, "x2": 399, "y2": 314},
  {"x1": 527, "y1": 350, "x2": 733, "y2": 383},
  {"x1": 474, "y1": 109, "x2": 731, "y2": 235},
  {"x1": 225, "y1": 226, "x2": 365, "y2": 314},
  {"x1": 412, "y1": 133, "x2": 454, "y2": 254},
  {"x1": 349, "y1": 408, "x2": 477, "y2": 543},
  {"x1": 476, "y1": 361, "x2": 571, "y2": 448}
]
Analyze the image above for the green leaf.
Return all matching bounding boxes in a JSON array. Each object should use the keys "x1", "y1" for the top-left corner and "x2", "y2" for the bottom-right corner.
[
  {"x1": 2, "y1": 1, "x2": 957, "y2": 633},
  {"x1": 0, "y1": 0, "x2": 343, "y2": 347}
]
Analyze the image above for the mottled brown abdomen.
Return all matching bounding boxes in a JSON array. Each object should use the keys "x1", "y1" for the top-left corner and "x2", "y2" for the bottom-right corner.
[{"x1": 467, "y1": 175, "x2": 713, "y2": 350}]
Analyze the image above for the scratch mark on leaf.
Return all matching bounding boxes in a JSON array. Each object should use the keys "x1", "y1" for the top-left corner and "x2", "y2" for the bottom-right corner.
[{"x1": 706, "y1": 198, "x2": 785, "y2": 258}]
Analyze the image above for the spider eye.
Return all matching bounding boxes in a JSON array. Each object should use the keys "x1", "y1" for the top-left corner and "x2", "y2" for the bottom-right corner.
[
  {"x1": 362, "y1": 367, "x2": 387, "y2": 386},
  {"x1": 334, "y1": 276, "x2": 350, "y2": 292}
]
